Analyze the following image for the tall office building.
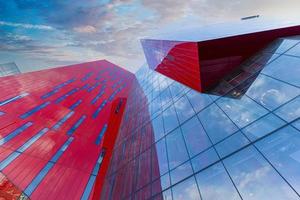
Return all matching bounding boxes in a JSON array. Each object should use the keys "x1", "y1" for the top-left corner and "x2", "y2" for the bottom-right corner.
[
  {"x1": 0, "y1": 60, "x2": 134, "y2": 199},
  {"x1": 1, "y1": 20, "x2": 300, "y2": 200}
]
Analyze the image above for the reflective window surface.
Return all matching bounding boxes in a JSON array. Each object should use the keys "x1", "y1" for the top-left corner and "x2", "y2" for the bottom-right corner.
[
  {"x1": 256, "y1": 126, "x2": 300, "y2": 194},
  {"x1": 152, "y1": 138, "x2": 169, "y2": 176},
  {"x1": 151, "y1": 115, "x2": 165, "y2": 142},
  {"x1": 166, "y1": 128, "x2": 189, "y2": 169},
  {"x1": 185, "y1": 89, "x2": 212, "y2": 113},
  {"x1": 174, "y1": 95, "x2": 195, "y2": 124},
  {"x1": 293, "y1": 119, "x2": 300, "y2": 130},
  {"x1": 196, "y1": 162, "x2": 241, "y2": 200},
  {"x1": 262, "y1": 55, "x2": 300, "y2": 87},
  {"x1": 263, "y1": 37, "x2": 299, "y2": 54},
  {"x1": 163, "y1": 105, "x2": 179, "y2": 134},
  {"x1": 242, "y1": 113, "x2": 285, "y2": 141},
  {"x1": 215, "y1": 131, "x2": 250, "y2": 158},
  {"x1": 223, "y1": 146, "x2": 299, "y2": 200},
  {"x1": 181, "y1": 116, "x2": 212, "y2": 157},
  {"x1": 170, "y1": 161, "x2": 193, "y2": 185},
  {"x1": 191, "y1": 147, "x2": 219, "y2": 172},
  {"x1": 102, "y1": 36, "x2": 300, "y2": 200},
  {"x1": 216, "y1": 95, "x2": 268, "y2": 128},
  {"x1": 274, "y1": 96, "x2": 300, "y2": 122},
  {"x1": 198, "y1": 104, "x2": 238, "y2": 143},
  {"x1": 172, "y1": 176, "x2": 201, "y2": 200},
  {"x1": 246, "y1": 74, "x2": 300, "y2": 110}
]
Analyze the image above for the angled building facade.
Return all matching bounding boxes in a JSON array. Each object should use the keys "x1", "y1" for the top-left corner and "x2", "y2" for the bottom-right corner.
[
  {"x1": 101, "y1": 35, "x2": 300, "y2": 200},
  {"x1": 0, "y1": 60, "x2": 134, "y2": 199},
  {"x1": 1, "y1": 20, "x2": 300, "y2": 200}
]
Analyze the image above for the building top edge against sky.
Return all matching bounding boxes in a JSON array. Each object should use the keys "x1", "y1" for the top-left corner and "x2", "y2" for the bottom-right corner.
[
  {"x1": 140, "y1": 18, "x2": 300, "y2": 93},
  {"x1": 143, "y1": 17, "x2": 300, "y2": 42}
]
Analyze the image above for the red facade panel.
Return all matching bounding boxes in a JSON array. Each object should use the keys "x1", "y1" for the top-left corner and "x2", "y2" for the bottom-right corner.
[
  {"x1": 141, "y1": 40, "x2": 201, "y2": 91},
  {"x1": 141, "y1": 24, "x2": 300, "y2": 92},
  {"x1": 0, "y1": 60, "x2": 134, "y2": 199}
]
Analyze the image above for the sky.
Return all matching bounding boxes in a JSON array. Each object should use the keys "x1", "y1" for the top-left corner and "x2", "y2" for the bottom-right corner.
[{"x1": 0, "y1": 0, "x2": 300, "y2": 73}]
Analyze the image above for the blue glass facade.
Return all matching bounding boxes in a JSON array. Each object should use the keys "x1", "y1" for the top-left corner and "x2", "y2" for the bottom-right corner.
[{"x1": 101, "y1": 36, "x2": 300, "y2": 200}]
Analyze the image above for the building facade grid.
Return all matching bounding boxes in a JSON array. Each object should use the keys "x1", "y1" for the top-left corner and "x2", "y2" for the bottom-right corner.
[{"x1": 101, "y1": 36, "x2": 300, "y2": 200}]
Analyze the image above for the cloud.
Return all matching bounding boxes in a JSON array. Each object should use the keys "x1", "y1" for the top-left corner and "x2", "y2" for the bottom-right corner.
[
  {"x1": 2, "y1": 0, "x2": 300, "y2": 73},
  {"x1": 0, "y1": 21, "x2": 54, "y2": 30},
  {"x1": 73, "y1": 25, "x2": 97, "y2": 33}
]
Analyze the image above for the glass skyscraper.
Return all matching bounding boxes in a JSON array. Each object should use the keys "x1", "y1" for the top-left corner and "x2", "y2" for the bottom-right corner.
[{"x1": 101, "y1": 35, "x2": 300, "y2": 200}]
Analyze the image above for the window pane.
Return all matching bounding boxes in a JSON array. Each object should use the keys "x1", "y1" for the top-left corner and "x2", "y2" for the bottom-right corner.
[
  {"x1": 246, "y1": 75, "x2": 300, "y2": 110},
  {"x1": 152, "y1": 138, "x2": 169, "y2": 176},
  {"x1": 160, "y1": 87, "x2": 173, "y2": 106},
  {"x1": 163, "y1": 105, "x2": 179, "y2": 134},
  {"x1": 174, "y1": 95, "x2": 195, "y2": 124},
  {"x1": 151, "y1": 97, "x2": 162, "y2": 118},
  {"x1": 217, "y1": 95, "x2": 268, "y2": 128},
  {"x1": 172, "y1": 176, "x2": 201, "y2": 200},
  {"x1": 274, "y1": 96, "x2": 300, "y2": 122},
  {"x1": 196, "y1": 162, "x2": 241, "y2": 200},
  {"x1": 262, "y1": 55, "x2": 300, "y2": 87},
  {"x1": 198, "y1": 104, "x2": 238, "y2": 144},
  {"x1": 286, "y1": 41, "x2": 300, "y2": 57},
  {"x1": 186, "y1": 89, "x2": 212, "y2": 113},
  {"x1": 242, "y1": 113, "x2": 286, "y2": 141},
  {"x1": 152, "y1": 115, "x2": 165, "y2": 142},
  {"x1": 256, "y1": 126, "x2": 300, "y2": 194},
  {"x1": 152, "y1": 173, "x2": 170, "y2": 195},
  {"x1": 169, "y1": 81, "x2": 185, "y2": 99},
  {"x1": 159, "y1": 189, "x2": 172, "y2": 200},
  {"x1": 170, "y1": 161, "x2": 193, "y2": 185},
  {"x1": 224, "y1": 146, "x2": 299, "y2": 200},
  {"x1": 292, "y1": 119, "x2": 300, "y2": 131},
  {"x1": 152, "y1": 87, "x2": 160, "y2": 100},
  {"x1": 181, "y1": 116, "x2": 212, "y2": 157},
  {"x1": 215, "y1": 131, "x2": 250, "y2": 158},
  {"x1": 166, "y1": 128, "x2": 189, "y2": 169},
  {"x1": 263, "y1": 38, "x2": 300, "y2": 54},
  {"x1": 191, "y1": 147, "x2": 219, "y2": 172}
]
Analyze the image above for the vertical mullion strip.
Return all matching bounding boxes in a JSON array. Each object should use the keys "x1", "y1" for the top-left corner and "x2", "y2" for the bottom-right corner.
[
  {"x1": 41, "y1": 78, "x2": 76, "y2": 99},
  {"x1": 0, "y1": 127, "x2": 48, "y2": 170},
  {"x1": 70, "y1": 100, "x2": 82, "y2": 110},
  {"x1": 93, "y1": 100, "x2": 107, "y2": 119},
  {"x1": 52, "y1": 111, "x2": 74, "y2": 130},
  {"x1": 67, "y1": 115, "x2": 86, "y2": 135},
  {"x1": 24, "y1": 163, "x2": 55, "y2": 196},
  {"x1": 24, "y1": 137, "x2": 74, "y2": 196},
  {"x1": 81, "y1": 176, "x2": 96, "y2": 200},
  {"x1": 81, "y1": 150, "x2": 106, "y2": 200},
  {"x1": 92, "y1": 150, "x2": 106, "y2": 176},
  {"x1": 0, "y1": 92, "x2": 29, "y2": 106},
  {"x1": 0, "y1": 122, "x2": 33, "y2": 145},
  {"x1": 20, "y1": 102, "x2": 50, "y2": 119},
  {"x1": 95, "y1": 124, "x2": 108, "y2": 145},
  {"x1": 18, "y1": 128, "x2": 49, "y2": 152},
  {"x1": 0, "y1": 152, "x2": 21, "y2": 170},
  {"x1": 55, "y1": 88, "x2": 79, "y2": 104}
]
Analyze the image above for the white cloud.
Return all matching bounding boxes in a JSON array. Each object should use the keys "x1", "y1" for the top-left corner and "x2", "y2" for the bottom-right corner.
[
  {"x1": 0, "y1": 21, "x2": 54, "y2": 30},
  {"x1": 3, "y1": 0, "x2": 300, "y2": 73},
  {"x1": 73, "y1": 25, "x2": 97, "y2": 33}
]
